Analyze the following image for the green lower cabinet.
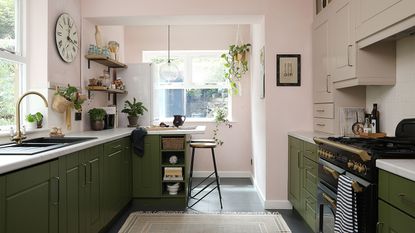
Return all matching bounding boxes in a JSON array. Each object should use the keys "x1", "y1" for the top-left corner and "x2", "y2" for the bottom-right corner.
[
  {"x1": 288, "y1": 137, "x2": 318, "y2": 232},
  {"x1": 120, "y1": 138, "x2": 132, "y2": 207},
  {"x1": 0, "y1": 160, "x2": 59, "y2": 233},
  {"x1": 378, "y1": 200, "x2": 415, "y2": 233},
  {"x1": 132, "y1": 135, "x2": 161, "y2": 198}
]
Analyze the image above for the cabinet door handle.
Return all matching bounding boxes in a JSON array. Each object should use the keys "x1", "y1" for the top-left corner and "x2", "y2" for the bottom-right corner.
[
  {"x1": 52, "y1": 176, "x2": 60, "y2": 206},
  {"x1": 316, "y1": 123, "x2": 326, "y2": 127},
  {"x1": 297, "y1": 151, "x2": 303, "y2": 169},
  {"x1": 112, "y1": 144, "x2": 121, "y2": 149},
  {"x1": 399, "y1": 193, "x2": 415, "y2": 206},
  {"x1": 347, "y1": 45, "x2": 353, "y2": 67},
  {"x1": 326, "y1": 75, "x2": 331, "y2": 93},
  {"x1": 316, "y1": 109, "x2": 325, "y2": 113},
  {"x1": 376, "y1": 222, "x2": 383, "y2": 233},
  {"x1": 82, "y1": 163, "x2": 87, "y2": 186}
]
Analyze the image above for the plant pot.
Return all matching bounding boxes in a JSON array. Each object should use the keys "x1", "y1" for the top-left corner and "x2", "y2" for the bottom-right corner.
[
  {"x1": 26, "y1": 122, "x2": 37, "y2": 131},
  {"x1": 90, "y1": 120, "x2": 105, "y2": 131},
  {"x1": 36, "y1": 120, "x2": 43, "y2": 129},
  {"x1": 127, "y1": 116, "x2": 139, "y2": 127},
  {"x1": 234, "y1": 52, "x2": 246, "y2": 62}
]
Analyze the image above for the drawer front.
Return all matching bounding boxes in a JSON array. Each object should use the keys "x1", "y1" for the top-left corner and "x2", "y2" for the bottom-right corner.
[
  {"x1": 303, "y1": 142, "x2": 318, "y2": 162},
  {"x1": 302, "y1": 188, "x2": 317, "y2": 231},
  {"x1": 6, "y1": 162, "x2": 51, "y2": 196},
  {"x1": 303, "y1": 158, "x2": 318, "y2": 197},
  {"x1": 379, "y1": 170, "x2": 415, "y2": 218},
  {"x1": 104, "y1": 138, "x2": 125, "y2": 155},
  {"x1": 314, "y1": 103, "x2": 334, "y2": 118},
  {"x1": 379, "y1": 199, "x2": 415, "y2": 232},
  {"x1": 313, "y1": 118, "x2": 334, "y2": 134}
]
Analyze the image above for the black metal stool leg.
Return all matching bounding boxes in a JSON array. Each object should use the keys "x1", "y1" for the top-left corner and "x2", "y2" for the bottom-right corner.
[
  {"x1": 187, "y1": 147, "x2": 196, "y2": 205},
  {"x1": 211, "y1": 147, "x2": 223, "y2": 209}
]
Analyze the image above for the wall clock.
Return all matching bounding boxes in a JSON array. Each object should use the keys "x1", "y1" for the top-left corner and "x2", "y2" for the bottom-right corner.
[{"x1": 55, "y1": 13, "x2": 79, "y2": 63}]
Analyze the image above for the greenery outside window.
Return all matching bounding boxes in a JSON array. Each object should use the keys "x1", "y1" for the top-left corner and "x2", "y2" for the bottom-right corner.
[
  {"x1": 143, "y1": 50, "x2": 231, "y2": 122},
  {"x1": 0, "y1": 0, "x2": 26, "y2": 129}
]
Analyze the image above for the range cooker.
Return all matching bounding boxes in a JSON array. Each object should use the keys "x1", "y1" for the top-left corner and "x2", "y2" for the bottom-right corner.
[{"x1": 314, "y1": 118, "x2": 415, "y2": 233}]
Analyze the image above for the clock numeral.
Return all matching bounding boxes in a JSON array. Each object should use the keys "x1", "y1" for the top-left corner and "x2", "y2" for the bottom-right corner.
[
  {"x1": 58, "y1": 40, "x2": 62, "y2": 47},
  {"x1": 62, "y1": 47, "x2": 65, "y2": 54},
  {"x1": 59, "y1": 23, "x2": 63, "y2": 29},
  {"x1": 73, "y1": 40, "x2": 78, "y2": 45},
  {"x1": 73, "y1": 31, "x2": 77, "y2": 35},
  {"x1": 57, "y1": 31, "x2": 62, "y2": 36},
  {"x1": 72, "y1": 46, "x2": 76, "y2": 52}
]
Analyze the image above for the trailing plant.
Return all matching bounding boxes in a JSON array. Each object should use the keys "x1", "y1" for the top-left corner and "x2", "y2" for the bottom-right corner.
[
  {"x1": 121, "y1": 98, "x2": 148, "y2": 117},
  {"x1": 88, "y1": 108, "x2": 106, "y2": 121},
  {"x1": 55, "y1": 84, "x2": 86, "y2": 111},
  {"x1": 213, "y1": 107, "x2": 232, "y2": 146},
  {"x1": 221, "y1": 43, "x2": 251, "y2": 95}
]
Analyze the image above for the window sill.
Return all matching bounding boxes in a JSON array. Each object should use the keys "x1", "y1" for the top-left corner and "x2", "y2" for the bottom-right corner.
[
  {"x1": 0, "y1": 128, "x2": 49, "y2": 138},
  {"x1": 153, "y1": 119, "x2": 238, "y2": 124}
]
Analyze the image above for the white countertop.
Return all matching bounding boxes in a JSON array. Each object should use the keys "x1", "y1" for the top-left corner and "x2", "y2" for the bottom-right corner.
[
  {"x1": 376, "y1": 159, "x2": 415, "y2": 182},
  {"x1": 288, "y1": 131, "x2": 334, "y2": 144},
  {"x1": 0, "y1": 126, "x2": 206, "y2": 175}
]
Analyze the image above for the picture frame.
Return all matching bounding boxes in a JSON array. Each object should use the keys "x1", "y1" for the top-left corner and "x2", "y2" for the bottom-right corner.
[{"x1": 276, "y1": 54, "x2": 301, "y2": 86}]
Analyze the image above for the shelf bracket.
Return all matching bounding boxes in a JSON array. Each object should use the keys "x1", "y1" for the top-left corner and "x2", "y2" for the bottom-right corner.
[
  {"x1": 88, "y1": 90, "x2": 91, "y2": 99},
  {"x1": 107, "y1": 93, "x2": 111, "y2": 101},
  {"x1": 88, "y1": 60, "x2": 91, "y2": 69}
]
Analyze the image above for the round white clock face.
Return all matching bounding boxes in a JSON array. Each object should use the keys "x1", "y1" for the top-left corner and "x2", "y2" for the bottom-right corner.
[{"x1": 55, "y1": 13, "x2": 78, "y2": 63}]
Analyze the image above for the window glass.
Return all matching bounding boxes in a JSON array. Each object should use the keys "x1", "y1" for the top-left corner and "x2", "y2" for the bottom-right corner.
[
  {"x1": 0, "y1": 58, "x2": 19, "y2": 126},
  {"x1": 0, "y1": 0, "x2": 18, "y2": 54},
  {"x1": 144, "y1": 50, "x2": 230, "y2": 121}
]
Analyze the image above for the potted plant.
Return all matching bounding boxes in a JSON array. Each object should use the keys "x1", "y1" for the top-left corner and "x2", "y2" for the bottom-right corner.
[
  {"x1": 25, "y1": 112, "x2": 44, "y2": 129},
  {"x1": 88, "y1": 108, "x2": 106, "y2": 131},
  {"x1": 212, "y1": 107, "x2": 232, "y2": 146},
  {"x1": 221, "y1": 43, "x2": 251, "y2": 95},
  {"x1": 121, "y1": 98, "x2": 148, "y2": 127},
  {"x1": 52, "y1": 85, "x2": 86, "y2": 113}
]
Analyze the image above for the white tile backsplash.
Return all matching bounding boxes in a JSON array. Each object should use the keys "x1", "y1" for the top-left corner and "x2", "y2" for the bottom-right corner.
[{"x1": 366, "y1": 36, "x2": 415, "y2": 136}]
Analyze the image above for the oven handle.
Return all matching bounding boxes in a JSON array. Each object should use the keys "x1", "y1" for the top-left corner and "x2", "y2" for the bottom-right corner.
[
  {"x1": 322, "y1": 193, "x2": 336, "y2": 209},
  {"x1": 323, "y1": 165, "x2": 339, "y2": 180},
  {"x1": 314, "y1": 137, "x2": 372, "y2": 162}
]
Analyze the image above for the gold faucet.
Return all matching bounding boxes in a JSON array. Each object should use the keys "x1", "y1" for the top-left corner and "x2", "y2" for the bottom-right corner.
[{"x1": 12, "y1": 91, "x2": 48, "y2": 144}]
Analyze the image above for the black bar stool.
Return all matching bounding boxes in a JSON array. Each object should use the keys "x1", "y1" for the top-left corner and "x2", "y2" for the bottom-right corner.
[{"x1": 187, "y1": 139, "x2": 223, "y2": 209}]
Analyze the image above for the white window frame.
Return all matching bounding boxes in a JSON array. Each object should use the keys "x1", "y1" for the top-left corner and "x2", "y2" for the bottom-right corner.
[
  {"x1": 0, "y1": 0, "x2": 27, "y2": 131},
  {"x1": 143, "y1": 50, "x2": 232, "y2": 123}
]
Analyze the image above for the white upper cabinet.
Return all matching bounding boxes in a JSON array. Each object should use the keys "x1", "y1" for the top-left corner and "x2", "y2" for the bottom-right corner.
[
  {"x1": 330, "y1": 0, "x2": 396, "y2": 89},
  {"x1": 313, "y1": 12, "x2": 333, "y2": 103},
  {"x1": 356, "y1": 0, "x2": 415, "y2": 47}
]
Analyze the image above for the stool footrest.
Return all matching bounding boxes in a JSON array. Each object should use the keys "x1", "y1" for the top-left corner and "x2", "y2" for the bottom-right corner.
[
  {"x1": 190, "y1": 172, "x2": 216, "y2": 190},
  {"x1": 188, "y1": 185, "x2": 218, "y2": 208},
  {"x1": 191, "y1": 180, "x2": 217, "y2": 198}
]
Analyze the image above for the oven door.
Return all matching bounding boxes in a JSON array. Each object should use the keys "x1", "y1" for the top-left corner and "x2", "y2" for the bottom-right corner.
[
  {"x1": 319, "y1": 158, "x2": 345, "y2": 191},
  {"x1": 318, "y1": 183, "x2": 337, "y2": 233}
]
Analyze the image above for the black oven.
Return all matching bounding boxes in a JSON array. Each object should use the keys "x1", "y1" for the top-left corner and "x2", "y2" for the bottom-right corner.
[{"x1": 317, "y1": 158, "x2": 377, "y2": 233}]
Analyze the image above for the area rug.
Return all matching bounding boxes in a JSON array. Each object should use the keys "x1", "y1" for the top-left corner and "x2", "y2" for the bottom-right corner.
[{"x1": 118, "y1": 212, "x2": 291, "y2": 233}]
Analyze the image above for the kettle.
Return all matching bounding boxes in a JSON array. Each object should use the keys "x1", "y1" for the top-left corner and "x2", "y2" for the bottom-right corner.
[{"x1": 173, "y1": 115, "x2": 186, "y2": 127}]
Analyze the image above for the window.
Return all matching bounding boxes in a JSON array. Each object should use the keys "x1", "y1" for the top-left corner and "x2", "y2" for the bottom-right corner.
[
  {"x1": 143, "y1": 51, "x2": 231, "y2": 122},
  {"x1": 0, "y1": 0, "x2": 25, "y2": 128}
]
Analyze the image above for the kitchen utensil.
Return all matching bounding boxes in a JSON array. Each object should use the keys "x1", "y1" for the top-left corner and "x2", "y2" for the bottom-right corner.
[
  {"x1": 352, "y1": 112, "x2": 364, "y2": 135},
  {"x1": 173, "y1": 115, "x2": 186, "y2": 127}
]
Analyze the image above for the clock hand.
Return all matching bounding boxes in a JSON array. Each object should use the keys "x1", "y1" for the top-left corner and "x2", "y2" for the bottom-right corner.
[{"x1": 67, "y1": 37, "x2": 79, "y2": 48}]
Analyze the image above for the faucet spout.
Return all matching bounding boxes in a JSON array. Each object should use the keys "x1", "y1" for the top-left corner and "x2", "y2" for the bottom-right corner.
[{"x1": 12, "y1": 91, "x2": 48, "y2": 144}]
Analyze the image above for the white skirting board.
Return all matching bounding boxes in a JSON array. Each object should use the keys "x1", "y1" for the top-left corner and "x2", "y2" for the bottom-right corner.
[{"x1": 193, "y1": 171, "x2": 293, "y2": 210}]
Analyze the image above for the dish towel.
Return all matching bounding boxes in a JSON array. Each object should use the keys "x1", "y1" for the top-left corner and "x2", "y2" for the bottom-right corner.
[
  {"x1": 334, "y1": 175, "x2": 358, "y2": 233},
  {"x1": 131, "y1": 127, "x2": 148, "y2": 157}
]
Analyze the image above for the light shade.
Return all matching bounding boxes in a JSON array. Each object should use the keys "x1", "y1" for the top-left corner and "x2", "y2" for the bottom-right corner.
[{"x1": 159, "y1": 61, "x2": 179, "y2": 81}]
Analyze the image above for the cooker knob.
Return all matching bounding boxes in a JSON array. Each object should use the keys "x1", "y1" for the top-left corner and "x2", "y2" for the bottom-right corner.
[
  {"x1": 347, "y1": 161, "x2": 354, "y2": 169},
  {"x1": 353, "y1": 163, "x2": 359, "y2": 171},
  {"x1": 357, "y1": 164, "x2": 366, "y2": 173},
  {"x1": 326, "y1": 152, "x2": 334, "y2": 159}
]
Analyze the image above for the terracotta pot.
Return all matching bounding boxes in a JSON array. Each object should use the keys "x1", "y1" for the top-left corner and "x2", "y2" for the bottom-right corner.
[
  {"x1": 127, "y1": 116, "x2": 139, "y2": 127},
  {"x1": 90, "y1": 120, "x2": 105, "y2": 131}
]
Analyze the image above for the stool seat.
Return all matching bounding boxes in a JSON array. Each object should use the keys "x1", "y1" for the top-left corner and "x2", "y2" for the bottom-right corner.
[
  {"x1": 190, "y1": 139, "x2": 216, "y2": 143},
  {"x1": 189, "y1": 142, "x2": 216, "y2": 148}
]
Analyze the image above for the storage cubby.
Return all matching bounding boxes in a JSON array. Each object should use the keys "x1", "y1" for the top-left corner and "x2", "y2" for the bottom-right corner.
[{"x1": 161, "y1": 151, "x2": 185, "y2": 166}]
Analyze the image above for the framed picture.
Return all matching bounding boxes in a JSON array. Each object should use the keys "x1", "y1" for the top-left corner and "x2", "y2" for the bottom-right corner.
[
  {"x1": 276, "y1": 54, "x2": 301, "y2": 86},
  {"x1": 260, "y1": 46, "x2": 265, "y2": 99}
]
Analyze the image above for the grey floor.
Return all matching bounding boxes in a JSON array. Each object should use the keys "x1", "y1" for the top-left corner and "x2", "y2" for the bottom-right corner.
[{"x1": 104, "y1": 178, "x2": 312, "y2": 233}]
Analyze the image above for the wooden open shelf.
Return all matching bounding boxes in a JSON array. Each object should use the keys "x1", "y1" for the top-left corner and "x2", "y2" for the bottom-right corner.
[
  {"x1": 85, "y1": 54, "x2": 127, "y2": 70},
  {"x1": 86, "y1": 86, "x2": 128, "y2": 104}
]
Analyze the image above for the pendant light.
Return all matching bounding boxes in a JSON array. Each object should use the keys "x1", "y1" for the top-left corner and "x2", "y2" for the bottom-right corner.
[{"x1": 159, "y1": 25, "x2": 179, "y2": 81}]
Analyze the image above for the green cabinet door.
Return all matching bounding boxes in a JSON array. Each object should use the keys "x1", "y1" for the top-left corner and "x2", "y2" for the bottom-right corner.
[
  {"x1": 80, "y1": 145, "x2": 103, "y2": 233},
  {"x1": 132, "y1": 135, "x2": 161, "y2": 198},
  {"x1": 288, "y1": 136, "x2": 303, "y2": 211},
  {"x1": 120, "y1": 138, "x2": 132, "y2": 207},
  {"x1": 379, "y1": 200, "x2": 415, "y2": 233},
  {"x1": 0, "y1": 160, "x2": 59, "y2": 233},
  {"x1": 102, "y1": 144, "x2": 123, "y2": 223},
  {"x1": 59, "y1": 152, "x2": 81, "y2": 233}
]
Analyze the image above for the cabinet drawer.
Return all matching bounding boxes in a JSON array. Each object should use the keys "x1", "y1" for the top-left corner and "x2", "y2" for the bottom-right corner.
[
  {"x1": 379, "y1": 170, "x2": 415, "y2": 218},
  {"x1": 104, "y1": 138, "x2": 125, "y2": 155},
  {"x1": 6, "y1": 162, "x2": 52, "y2": 196},
  {"x1": 314, "y1": 103, "x2": 334, "y2": 118},
  {"x1": 379, "y1": 199, "x2": 415, "y2": 232},
  {"x1": 303, "y1": 158, "x2": 318, "y2": 198},
  {"x1": 313, "y1": 118, "x2": 334, "y2": 134},
  {"x1": 303, "y1": 142, "x2": 318, "y2": 162},
  {"x1": 302, "y1": 189, "x2": 317, "y2": 231}
]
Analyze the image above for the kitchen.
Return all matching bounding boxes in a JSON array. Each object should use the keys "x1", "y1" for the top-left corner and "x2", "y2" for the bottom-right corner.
[{"x1": 0, "y1": 0, "x2": 414, "y2": 232}]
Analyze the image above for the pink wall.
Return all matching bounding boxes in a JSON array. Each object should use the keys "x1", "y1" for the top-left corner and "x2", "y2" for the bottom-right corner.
[
  {"x1": 81, "y1": 0, "x2": 314, "y2": 208},
  {"x1": 123, "y1": 25, "x2": 252, "y2": 174}
]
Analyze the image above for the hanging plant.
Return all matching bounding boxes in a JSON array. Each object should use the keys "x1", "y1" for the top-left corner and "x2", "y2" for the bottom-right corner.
[
  {"x1": 221, "y1": 43, "x2": 251, "y2": 95},
  {"x1": 212, "y1": 107, "x2": 232, "y2": 146},
  {"x1": 53, "y1": 84, "x2": 86, "y2": 112}
]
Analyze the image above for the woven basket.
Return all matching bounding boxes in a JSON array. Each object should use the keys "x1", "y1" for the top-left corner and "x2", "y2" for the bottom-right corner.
[
  {"x1": 52, "y1": 95, "x2": 71, "y2": 113},
  {"x1": 162, "y1": 137, "x2": 184, "y2": 150}
]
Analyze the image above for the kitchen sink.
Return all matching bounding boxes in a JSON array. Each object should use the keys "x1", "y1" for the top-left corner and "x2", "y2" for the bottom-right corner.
[{"x1": 0, "y1": 137, "x2": 97, "y2": 155}]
